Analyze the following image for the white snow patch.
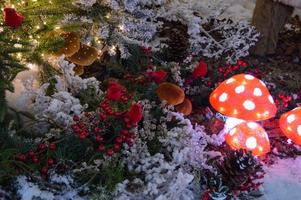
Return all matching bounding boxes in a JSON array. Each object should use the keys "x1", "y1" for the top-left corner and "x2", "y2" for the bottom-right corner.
[{"x1": 263, "y1": 157, "x2": 301, "y2": 200}]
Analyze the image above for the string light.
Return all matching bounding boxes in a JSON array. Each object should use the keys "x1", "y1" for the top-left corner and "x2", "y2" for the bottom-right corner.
[{"x1": 118, "y1": 25, "x2": 125, "y2": 31}]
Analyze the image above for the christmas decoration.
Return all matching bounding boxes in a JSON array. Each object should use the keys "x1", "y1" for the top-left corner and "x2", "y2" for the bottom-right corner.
[
  {"x1": 279, "y1": 107, "x2": 301, "y2": 145},
  {"x1": 175, "y1": 98, "x2": 193, "y2": 116},
  {"x1": 225, "y1": 122, "x2": 270, "y2": 156},
  {"x1": 156, "y1": 82, "x2": 185, "y2": 105},
  {"x1": 3, "y1": 7, "x2": 24, "y2": 29},
  {"x1": 1, "y1": 0, "x2": 301, "y2": 199},
  {"x1": 53, "y1": 32, "x2": 81, "y2": 57},
  {"x1": 209, "y1": 74, "x2": 277, "y2": 121},
  {"x1": 67, "y1": 44, "x2": 99, "y2": 66},
  {"x1": 147, "y1": 70, "x2": 167, "y2": 84}
]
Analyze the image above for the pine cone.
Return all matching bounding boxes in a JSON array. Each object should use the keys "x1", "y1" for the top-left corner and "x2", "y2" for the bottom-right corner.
[
  {"x1": 218, "y1": 149, "x2": 264, "y2": 193},
  {"x1": 159, "y1": 20, "x2": 189, "y2": 62}
]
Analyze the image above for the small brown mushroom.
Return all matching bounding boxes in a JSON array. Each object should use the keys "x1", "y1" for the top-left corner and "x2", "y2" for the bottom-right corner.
[
  {"x1": 73, "y1": 65, "x2": 84, "y2": 76},
  {"x1": 156, "y1": 82, "x2": 185, "y2": 106},
  {"x1": 53, "y1": 32, "x2": 80, "y2": 57},
  {"x1": 67, "y1": 44, "x2": 98, "y2": 66},
  {"x1": 175, "y1": 98, "x2": 192, "y2": 115}
]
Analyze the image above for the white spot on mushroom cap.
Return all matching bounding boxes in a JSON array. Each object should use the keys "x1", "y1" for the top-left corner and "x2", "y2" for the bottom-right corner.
[
  {"x1": 243, "y1": 100, "x2": 255, "y2": 110},
  {"x1": 253, "y1": 88, "x2": 262, "y2": 96},
  {"x1": 235, "y1": 85, "x2": 245, "y2": 94},
  {"x1": 226, "y1": 78, "x2": 235, "y2": 84},
  {"x1": 247, "y1": 122, "x2": 258, "y2": 129},
  {"x1": 219, "y1": 93, "x2": 228, "y2": 102},
  {"x1": 287, "y1": 114, "x2": 296, "y2": 123},
  {"x1": 298, "y1": 125, "x2": 301, "y2": 136},
  {"x1": 268, "y1": 95, "x2": 274, "y2": 104},
  {"x1": 245, "y1": 75, "x2": 255, "y2": 80},
  {"x1": 246, "y1": 137, "x2": 257, "y2": 149}
]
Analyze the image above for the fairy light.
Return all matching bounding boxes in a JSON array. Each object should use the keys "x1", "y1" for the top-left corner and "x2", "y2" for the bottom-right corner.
[
  {"x1": 55, "y1": 26, "x2": 60, "y2": 30},
  {"x1": 118, "y1": 25, "x2": 125, "y2": 31},
  {"x1": 43, "y1": 21, "x2": 47, "y2": 25},
  {"x1": 36, "y1": 25, "x2": 40, "y2": 29},
  {"x1": 105, "y1": 14, "x2": 111, "y2": 19}
]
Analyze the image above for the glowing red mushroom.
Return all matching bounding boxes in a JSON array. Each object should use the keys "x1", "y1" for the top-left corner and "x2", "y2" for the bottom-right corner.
[
  {"x1": 279, "y1": 107, "x2": 301, "y2": 145},
  {"x1": 209, "y1": 74, "x2": 277, "y2": 121},
  {"x1": 225, "y1": 122, "x2": 270, "y2": 156}
]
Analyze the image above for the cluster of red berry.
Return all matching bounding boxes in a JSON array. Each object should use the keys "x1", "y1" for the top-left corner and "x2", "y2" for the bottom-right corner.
[
  {"x1": 275, "y1": 93, "x2": 293, "y2": 109},
  {"x1": 15, "y1": 143, "x2": 56, "y2": 175},
  {"x1": 71, "y1": 81, "x2": 142, "y2": 156}
]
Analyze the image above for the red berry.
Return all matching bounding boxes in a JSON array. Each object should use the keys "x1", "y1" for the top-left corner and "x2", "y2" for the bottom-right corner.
[
  {"x1": 73, "y1": 115, "x2": 80, "y2": 121},
  {"x1": 39, "y1": 143, "x2": 46, "y2": 151},
  {"x1": 16, "y1": 153, "x2": 26, "y2": 162},
  {"x1": 113, "y1": 144, "x2": 120, "y2": 151},
  {"x1": 49, "y1": 143, "x2": 56, "y2": 151},
  {"x1": 120, "y1": 129, "x2": 129, "y2": 135},
  {"x1": 32, "y1": 156, "x2": 39, "y2": 163},
  {"x1": 79, "y1": 133, "x2": 87, "y2": 140},
  {"x1": 115, "y1": 137, "x2": 123, "y2": 143},
  {"x1": 41, "y1": 166, "x2": 48, "y2": 174},
  {"x1": 28, "y1": 150, "x2": 35, "y2": 157},
  {"x1": 99, "y1": 113, "x2": 107, "y2": 121},
  {"x1": 126, "y1": 138, "x2": 134, "y2": 146},
  {"x1": 95, "y1": 135, "x2": 103, "y2": 142},
  {"x1": 107, "y1": 149, "x2": 114, "y2": 156},
  {"x1": 47, "y1": 158, "x2": 54, "y2": 166},
  {"x1": 98, "y1": 144, "x2": 105, "y2": 152},
  {"x1": 94, "y1": 127, "x2": 101, "y2": 133}
]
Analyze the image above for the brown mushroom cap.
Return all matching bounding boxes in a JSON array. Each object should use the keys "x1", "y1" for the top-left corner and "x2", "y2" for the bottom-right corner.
[
  {"x1": 175, "y1": 98, "x2": 192, "y2": 115},
  {"x1": 53, "y1": 32, "x2": 80, "y2": 57},
  {"x1": 67, "y1": 44, "x2": 99, "y2": 66},
  {"x1": 156, "y1": 82, "x2": 185, "y2": 106},
  {"x1": 73, "y1": 65, "x2": 84, "y2": 76}
]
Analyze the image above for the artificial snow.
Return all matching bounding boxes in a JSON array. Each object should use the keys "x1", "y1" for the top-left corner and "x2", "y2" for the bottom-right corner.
[{"x1": 263, "y1": 157, "x2": 301, "y2": 200}]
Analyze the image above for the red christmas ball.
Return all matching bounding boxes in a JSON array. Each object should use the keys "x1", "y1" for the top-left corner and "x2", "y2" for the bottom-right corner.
[{"x1": 3, "y1": 7, "x2": 24, "y2": 29}]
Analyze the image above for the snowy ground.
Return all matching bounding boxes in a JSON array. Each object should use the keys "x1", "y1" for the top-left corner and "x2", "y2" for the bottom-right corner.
[{"x1": 262, "y1": 157, "x2": 301, "y2": 200}]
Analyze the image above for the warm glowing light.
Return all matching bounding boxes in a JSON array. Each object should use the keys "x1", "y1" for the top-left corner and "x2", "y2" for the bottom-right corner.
[
  {"x1": 118, "y1": 25, "x2": 125, "y2": 31},
  {"x1": 280, "y1": 107, "x2": 301, "y2": 145},
  {"x1": 209, "y1": 74, "x2": 277, "y2": 121},
  {"x1": 225, "y1": 122, "x2": 270, "y2": 156}
]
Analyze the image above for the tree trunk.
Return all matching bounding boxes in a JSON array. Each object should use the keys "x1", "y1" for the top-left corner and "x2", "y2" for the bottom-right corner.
[{"x1": 251, "y1": 0, "x2": 294, "y2": 56}]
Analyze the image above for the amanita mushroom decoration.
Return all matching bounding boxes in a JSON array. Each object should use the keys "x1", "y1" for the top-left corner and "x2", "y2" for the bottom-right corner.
[
  {"x1": 279, "y1": 107, "x2": 301, "y2": 145},
  {"x1": 209, "y1": 74, "x2": 277, "y2": 121},
  {"x1": 225, "y1": 122, "x2": 270, "y2": 156},
  {"x1": 156, "y1": 82, "x2": 185, "y2": 106},
  {"x1": 209, "y1": 74, "x2": 277, "y2": 156}
]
